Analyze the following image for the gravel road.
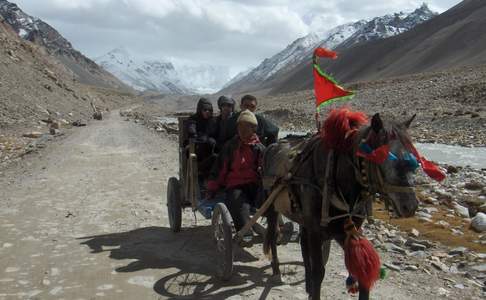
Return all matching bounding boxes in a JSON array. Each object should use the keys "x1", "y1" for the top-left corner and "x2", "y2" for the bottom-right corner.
[{"x1": 0, "y1": 111, "x2": 479, "y2": 299}]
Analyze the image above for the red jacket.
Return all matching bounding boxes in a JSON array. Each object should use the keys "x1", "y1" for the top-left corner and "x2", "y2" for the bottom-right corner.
[{"x1": 208, "y1": 134, "x2": 264, "y2": 192}]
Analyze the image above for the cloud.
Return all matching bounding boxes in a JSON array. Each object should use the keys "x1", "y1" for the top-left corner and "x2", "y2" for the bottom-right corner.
[{"x1": 13, "y1": 0, "x2": 461, "y2": 73}]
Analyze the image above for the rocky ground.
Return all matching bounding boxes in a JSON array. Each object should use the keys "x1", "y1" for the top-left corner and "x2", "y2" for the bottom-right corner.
[{"x1": 0, "y1": 109, "x2": 484, "y2": 299}]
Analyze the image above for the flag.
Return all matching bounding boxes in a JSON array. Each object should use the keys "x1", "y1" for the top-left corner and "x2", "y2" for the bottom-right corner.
[{"x1": 313, "y1": 47, "x2": 354, "y2": 111}]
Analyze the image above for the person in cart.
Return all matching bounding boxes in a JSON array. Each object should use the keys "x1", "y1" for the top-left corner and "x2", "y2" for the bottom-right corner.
[
  {"x1": 207, "y1": 110, "x2": 265, "y2": 231},
  {"x1": 211, "y1": 95, "x2": 235, "y2": 153},
  {"x1": 223, "y1": 94, "x2": 279, "y2": 147},
  {"x1": 185, "y1": 97, "x2": 217, "y2": 180}
]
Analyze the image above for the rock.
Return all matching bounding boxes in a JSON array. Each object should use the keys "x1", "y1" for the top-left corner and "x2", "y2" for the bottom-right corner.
[
  {"x1": 449, "y1": 247, "x2": 467, "y2": 256},
  {"x1": 471, "y1": 213, "x2": 486, "y2": 232},
  {"x1": 465, "y1": 181, "x2": 483, "y2": 190},
  {"x1": 431, "y1": 261, "x2": 449, "y2": 272},
  {"x1": 451, "y1": 228, "x2": 464, "y2": 236},
  {"x1": 437, "y1": 287, "x2": 450, "y2": 296},
  {"x1": 72, "y1": 120, "x2": 87, "y2": 127},
  {"x1": 409, "y1": 251, "x2": 428, "y2": 258},
  {"x1": 410, "y1": 243, "x2": 427, "y2": 251},
  {"x1": 50, "y1": 121, "x2": 60, "y2": 129},
  {"x1": 435, "y1": 220, "x2": 450, "y2": 228},
  {"x1": 410, "y1": 228, "x2": 420, "y2": 238},
  {"x1": 49, "y1": 128, "x2": 60, "y2": 135},
  {"x1": 446, "y1": 165, "x2": 459, "y2": 174},
  {"x1": 386, "y1": 243, "x2": 407, "y2": 254},
  {"x1": 405, "y1": 265, "x2": 419, "y2": 271},
  {"x1": 471, "y1": 264, "x2": 486, "y2": 272},
  {"x1": 454, "y1": 204, "x2": 470, "y2": 218},
  {"x1": 422, "y1": 207, "x2": 439, "y2": 214},
  {"x1": 384, "y1": 263, "x2": 401, "y2": 272},
  {"x1": 23, "y1": 132, "x2": 43, "y2": 138},
  {"x1": 418, "y1": 217, "x2": 433, "y2": 223},
  {"x1": 417, "y1": 211, "x2": 433, "y2": 219}
]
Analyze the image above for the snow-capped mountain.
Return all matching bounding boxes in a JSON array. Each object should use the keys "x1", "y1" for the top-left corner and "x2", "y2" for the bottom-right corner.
[
  {"x1": 0, "y1": 0, "x2": 127, "y2": 89},
  {"x1": 96, "y1": 48, "x2": 187, "y2": 94},
  {"x1": 222, "y1": 3, "x2": 436, "y2": 93},
  {"x1": 176, "y1": 64, "x2": 230, "y2": 94},
  {"x1": 96, "y1": 48, "x2": 231, "y2": 94}
]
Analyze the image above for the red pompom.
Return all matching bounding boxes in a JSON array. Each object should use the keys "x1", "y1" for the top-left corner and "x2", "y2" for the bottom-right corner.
[
  {"x1": 321, "y1": 107, "x2": 368, "y2": 152},
  {"x1": 344, "y1": 238, "x2": 381, "y2": 292}
]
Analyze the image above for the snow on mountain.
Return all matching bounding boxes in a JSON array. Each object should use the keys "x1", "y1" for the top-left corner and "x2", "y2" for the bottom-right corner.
[
  {"x1": 340, "y1": 3, "x2": 437, "y2": 48},
  {"x1": 175, "y1": 63, "x2": 230, "y2": 94},
  {"x1": 223, "y1": 3, "x2": 436, "y2": 91},
  {"x1": 223, "y1": 68, "x2": 253, "y2": 89},
  {"x1": 96, "y1": 47, "x2": 230, "y2": 94}
]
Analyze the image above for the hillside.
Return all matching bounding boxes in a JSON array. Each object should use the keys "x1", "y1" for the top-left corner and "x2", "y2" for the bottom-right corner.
[
  {"x1": 0, "y1": 15, "x2": 135, "y2": 138},
  {"x1": 0, "y1": 0, "x2": 129, "y2": 90},
  {"x1": 272, "y1": 0, "x2": 486, "y2": 94}
]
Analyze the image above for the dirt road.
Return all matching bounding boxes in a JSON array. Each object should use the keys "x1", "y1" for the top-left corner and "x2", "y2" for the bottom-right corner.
[{"x1": 0, "y1": 111, "x2": 474, "y2": 299}]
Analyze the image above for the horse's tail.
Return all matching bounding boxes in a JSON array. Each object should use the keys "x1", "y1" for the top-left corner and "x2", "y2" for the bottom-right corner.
[{"x1": 263, "y1": 206, "x2": 278, "y2": 260}]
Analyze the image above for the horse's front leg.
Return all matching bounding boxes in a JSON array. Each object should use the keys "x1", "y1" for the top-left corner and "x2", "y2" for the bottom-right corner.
[{"x1": 306, "y1": 225, "x2": 324, "y2": 299}]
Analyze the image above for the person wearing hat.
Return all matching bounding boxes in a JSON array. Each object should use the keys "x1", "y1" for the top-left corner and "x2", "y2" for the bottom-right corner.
[
  {"x1": 223, "y1": 94, "x2": 279, "y2": 147},
  {"x1": 211, "y1": 95, "x2": 235, "y2": 152},
  {"x1": 186, "y1": 97, "x2": 217, "y2": 179},
  {"x1": 207, "y1": 110, "x2": 265, "y2": 231}
]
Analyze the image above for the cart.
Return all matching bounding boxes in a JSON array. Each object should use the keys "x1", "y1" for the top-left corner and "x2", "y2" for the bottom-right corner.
[{"x1": 166, "y1": 115, "x2": 293, "y2": 280}]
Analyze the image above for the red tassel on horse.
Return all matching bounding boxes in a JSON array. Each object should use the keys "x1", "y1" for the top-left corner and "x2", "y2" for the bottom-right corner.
[{"x1": 344, "y1": 220, "x2": 381, "y2": 292}]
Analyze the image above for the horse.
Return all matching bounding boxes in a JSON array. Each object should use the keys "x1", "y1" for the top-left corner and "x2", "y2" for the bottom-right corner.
[{"x1": 262, "y1": 108, "x2": 424, "y2": 300}]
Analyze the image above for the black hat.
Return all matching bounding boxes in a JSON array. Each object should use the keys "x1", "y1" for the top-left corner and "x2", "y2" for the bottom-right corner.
[{"x1": 217, "y1": 95, "x2": 235, "y2": 109}]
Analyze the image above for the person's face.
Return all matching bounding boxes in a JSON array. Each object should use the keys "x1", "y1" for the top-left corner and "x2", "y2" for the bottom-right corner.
[
  {"x1": 237, "y1": 121, "x2": 257, "y2": 142},
  {"x1": 220, "y1": 103, "x2": 233, "y2": 118},
  {"x1": 201, "y1": 107, "x2": 212, "y2": 119},
  {"x1": 240, "y1": 100, "x2": 257, "y2": 112}
]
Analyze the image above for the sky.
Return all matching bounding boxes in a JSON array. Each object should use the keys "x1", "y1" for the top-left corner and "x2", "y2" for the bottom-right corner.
[{"x1": 14, "y1": 0, "x2": 462, "y2": 76}]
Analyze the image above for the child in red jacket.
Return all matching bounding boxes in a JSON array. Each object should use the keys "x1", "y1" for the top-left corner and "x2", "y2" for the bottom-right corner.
[{"x1": 207, "y1": 110, "x2": 265, "y2": 231}]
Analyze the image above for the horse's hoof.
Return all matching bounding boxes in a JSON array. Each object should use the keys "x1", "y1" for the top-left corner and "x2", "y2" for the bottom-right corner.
[{"x1": 268, "y1": 273, "x2": 283, "y2": 285}]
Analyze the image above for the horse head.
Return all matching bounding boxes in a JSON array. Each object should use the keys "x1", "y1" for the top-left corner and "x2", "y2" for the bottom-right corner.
[{"x1": 357, "y1": 113, "x2": 419, "y2": 218}]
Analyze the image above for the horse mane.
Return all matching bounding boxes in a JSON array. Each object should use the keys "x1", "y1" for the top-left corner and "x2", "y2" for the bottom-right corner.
[{"x1": 321, "y1": 107, "x2": 368, "y2": 152}]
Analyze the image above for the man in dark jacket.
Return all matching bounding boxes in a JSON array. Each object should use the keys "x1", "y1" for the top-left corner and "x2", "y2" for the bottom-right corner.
[
  {"x1": 212, "y1": 95, "x2": 235, "y2": 152},
  {"x1": 207, "y1": 110, "x2": 264, "y2": 231},
  {"x1": 186, "y1": 97, "x2": 216, "y2": 178},
  {"x1": 224, "y1": 94, "x2": 279, "y2": 146}
]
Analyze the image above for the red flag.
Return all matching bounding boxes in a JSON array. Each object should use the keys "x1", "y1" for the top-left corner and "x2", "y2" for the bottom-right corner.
[{"x1": 313, "y1": 47, "x2": 354, "y2": 111}]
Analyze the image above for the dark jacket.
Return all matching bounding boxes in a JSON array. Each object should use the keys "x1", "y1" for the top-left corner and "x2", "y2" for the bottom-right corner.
[
  {"x1": 186, "y1": 98, "x2": 216, "y2": 146},
  {"x1": 211, "y1": 114, "x2": 232, "y2": 152},
  {"x1": 224, "y1": 111, "x2": 279, "y2": 146},
  {"x1": 207, "y1": 134, "x2": 265, "y2": 192}
]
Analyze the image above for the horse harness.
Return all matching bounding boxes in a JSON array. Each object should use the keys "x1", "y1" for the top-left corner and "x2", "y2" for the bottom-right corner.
[{"x1": 275, "y1": 134, "x2": 415, "y2": 226}]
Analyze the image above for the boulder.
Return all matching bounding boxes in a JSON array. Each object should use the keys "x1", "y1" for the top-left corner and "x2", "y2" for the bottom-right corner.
[
  {"x1": 471, "y1": 212, "x2": 486, "y2": 232},
  {"x1": 23, "y1": 132, "x2": 43, "y2": 138}
]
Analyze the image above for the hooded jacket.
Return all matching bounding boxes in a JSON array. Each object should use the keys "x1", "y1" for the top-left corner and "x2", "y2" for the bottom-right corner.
[{"x1": 187, "y1": 98, "x2": 216, "y2": 144}]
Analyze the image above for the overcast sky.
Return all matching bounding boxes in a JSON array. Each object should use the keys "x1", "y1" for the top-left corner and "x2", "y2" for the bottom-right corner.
[{"x1": 15, "y1": 0, "x2": 462, "y2": 76}]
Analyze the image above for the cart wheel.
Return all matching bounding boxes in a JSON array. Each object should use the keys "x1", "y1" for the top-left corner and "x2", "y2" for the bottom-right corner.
[
  {"x1": 212, "y1": 203, "x2": 233, "y2": 281},
  {"x1": 167, "y1": 177, "x2": 182, "y2": 232}
]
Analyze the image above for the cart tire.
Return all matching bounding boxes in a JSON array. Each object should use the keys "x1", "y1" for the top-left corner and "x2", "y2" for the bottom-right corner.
[
  {"x1": 167, "y1": 177, "x2": 182, "y2": 232},
  {"x1": 212, "y1": 203, "x2": 233, "y2": 281}
]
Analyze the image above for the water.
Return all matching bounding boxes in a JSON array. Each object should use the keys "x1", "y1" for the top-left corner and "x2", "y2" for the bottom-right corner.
[
  {"x1": 278, "y1": 131, "x2": 486, "y2": 169},
  {"x1": 415, "y1": 143, "x2": 486, "y2": 169}
]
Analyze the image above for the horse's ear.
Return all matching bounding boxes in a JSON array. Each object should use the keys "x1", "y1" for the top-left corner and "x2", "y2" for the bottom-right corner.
[
  {"x1": 371, "y1": 113, "x2": 383, "y2": 133},
  {"x1": 403, "y1": 114, "x2": 416, "y2": 129}
]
